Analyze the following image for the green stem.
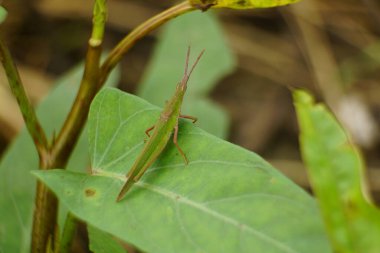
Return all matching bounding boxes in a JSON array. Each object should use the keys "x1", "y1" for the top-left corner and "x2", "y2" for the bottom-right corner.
[
  {"x1": 31, "y1": 33, "x2": 102, "y2": 253},
  {"x1": 91, "y1": 0, "x2": 107, "y2": 44},
  {"x1": 29, "y1": 1, "x2": 196, "y2": 252},
  {"x1": 0, "y1": 38, "x2": 48, "y2": 157},
  {"x1": 49, "y1": 44, "x2": 102, "y2": 167},
  {"x1": 0, "y1": 36, "x2": 58, "y2": 253},
  {"x1": 98, "y1": 1, "x2": 195, "y2": 87},
  {"x1": 31, "y1": 181, "x2": 59, "y2": 253},
  {"x1": 51, "y1": 1, "x2": 196, "y2": 166},
  {"x1": 31, "y1": 1, "x2": 106, "y2": 252},
  {"x1": 59, "y1": 213, "x2": 78, "y2": 253}
]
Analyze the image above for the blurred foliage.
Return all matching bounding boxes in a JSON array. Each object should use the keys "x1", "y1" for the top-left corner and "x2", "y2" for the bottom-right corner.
[
  {"x1": 340, "y1": 41, "x2": 380, "y2": 87},
  {"x1": 0, "y1": 6, "x2": 6, "y2": 24},
  {"x1": 294, "y1": 90, "x2": 380, "y2": 253}
]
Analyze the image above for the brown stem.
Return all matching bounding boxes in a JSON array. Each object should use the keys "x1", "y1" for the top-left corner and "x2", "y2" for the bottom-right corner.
[
  {"x1": 31, "y1": 182, "x2": 59, "y2": 253},
  {"x1": 0, "y1": 38, "x2": 48, "y2": 157},
  {"x1": 59, "y1": 213, "x2": 78, "y2": 253},
  {"x1": 30, "y1": 2, "x2": 196, "y2": 252},
  {"x1": 30, "y1": 43, "x2": 102, "y2": 253},
  {"x1": 99, "y1": 1, "x2": 195, "y2": 87},
  {"x1": 49, "y1": 44, "x2": 101, "y2": 167},
  {"x1": 52, "y1": 1, "x2": 194, "y2": 167}
]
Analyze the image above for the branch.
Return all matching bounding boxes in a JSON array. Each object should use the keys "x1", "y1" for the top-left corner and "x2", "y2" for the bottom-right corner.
[
  {"x1": 99, "y1": 1, "x2": 195, "y2": 87},
  {"x1": 51, "y1": 1, "x2": 195, "y2": 166},
  {"x1": 59, "y1": 213, "x2": 78, "y2": 253},
  {"x1": 0, "y1": 38, "x2": 48, "y2": 157},
  {"x1": 30, "y1": 1, "x2": 106, "y2": 252},
  {"x1": 30, "y1": 1, "x2": 195, "y2": 252}
]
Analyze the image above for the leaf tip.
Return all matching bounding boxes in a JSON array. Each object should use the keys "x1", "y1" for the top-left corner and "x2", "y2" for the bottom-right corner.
[{"x1": 293, "y1": 89, "x2": 314, "y2": 105}]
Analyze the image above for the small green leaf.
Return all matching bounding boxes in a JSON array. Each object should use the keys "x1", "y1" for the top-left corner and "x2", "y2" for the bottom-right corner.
[
  {"x1": 293, "y1": 89, "x2": 380, "y2": 253},
  {"x1": 190, "y1": 0, "x2": 302, "y2": 10},
  {"x1": 34, "y1": 87, "x2": 331, "y2": 253},
  {"x1": 0, "y1": 6, "x2": 7, "y2": 24},
  {"x1": 0, "y1": 63, "x2": 120, "y2": 252},
  {"x1": 88, "y1": 225, "x2": 127, "y2": 253},
  {"x1": 138, "y1": 11, "x2": 235, "y2": 139}
]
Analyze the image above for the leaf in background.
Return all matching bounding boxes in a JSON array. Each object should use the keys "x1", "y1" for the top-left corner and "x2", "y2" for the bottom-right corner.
[
  {"x1": 293, "y1": 90, "x2": 380, "y2": 253},
  {"x1": 190, "y1": 0, "x2": 302, "y2": 10},
  {"x1": 138, "y1": 11, "x2": 235, "y2": 139},
  {"x1": 0, "y1": 6, "x2": 7, "y2": 24},
  {"x1": 340, "y1": 41, "x2": 380, "y2": 86},
  {"x1": 34, "y1": 87, "x2": 331, "y2": 253},
  {"x1": 0, "y1": 64, "x2": 120, "y2": 253},
  {"x1": 88, "y1": 225, "x2": 127, "y2": 253}
]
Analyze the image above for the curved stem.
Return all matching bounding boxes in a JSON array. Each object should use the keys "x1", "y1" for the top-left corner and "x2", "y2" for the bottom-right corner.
[
  {"x1": 31, "y1": 1, "x2": 106, "y2": 252},
  {"x1": 98, "y1": 1, "x2": 195, "y2": 87},
  {"x1": 52, "y1": 1, "x2": 195, "y2": 168},
  {"x1": 49, "y1": 44, "x2": 102, "y2": 167},
  {"x1": 30, "y1": 2, "x2": 195, "y2": 252}
]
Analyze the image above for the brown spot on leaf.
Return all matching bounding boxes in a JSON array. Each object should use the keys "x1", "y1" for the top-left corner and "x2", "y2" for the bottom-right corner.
[{"x1": 85, "y1": 188, "x2": 96, "y2": 197}]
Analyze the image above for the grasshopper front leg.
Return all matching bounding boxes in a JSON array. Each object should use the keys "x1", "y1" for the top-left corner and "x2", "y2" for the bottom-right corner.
[
  {"x1": 145, "y1": 125, "x2": 155, "y2": 137},
  {"x1": 180, "y1": 114, "x2": 197, "y2": 123}
]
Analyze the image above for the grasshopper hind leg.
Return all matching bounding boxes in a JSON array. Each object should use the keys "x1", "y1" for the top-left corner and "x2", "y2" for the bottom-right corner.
[{"x1": 173, "y1": 121, "x2": 189, "y2": 165}]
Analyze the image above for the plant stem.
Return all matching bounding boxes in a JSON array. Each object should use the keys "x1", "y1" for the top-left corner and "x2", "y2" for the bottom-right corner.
[
  {"x1": 98, "y1": 1, "x2": 195, "y2": 87},
  {"x1": 0, "y1": 38, "x2": 48, "y2": 157},
  {"x1": 49, "y1": 44, "x2": 102, "y2": 167},
  {"x1": 31, "y1": 1, "x2": 106, "y2": 251},
  {"x1": 59, "y1": 213, "x2": 78, "y2": 253},
  {"x1": 31, "y1": 182, "x2": 59, "y2": 253},
  {"x1": 0, "y1": 37, "x2": 58, "y2": 253},
  {"x1": 30, "y1": 1, "x2": 196, "y2": 252},
  {"x1": 30, "y1": 41, "x2": 102, "y2": 253},
  {"x1": 91, "y1": 0, "x2": 107, "y2": 43}
]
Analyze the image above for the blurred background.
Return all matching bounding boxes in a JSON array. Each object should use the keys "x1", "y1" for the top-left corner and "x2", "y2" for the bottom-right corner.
[{"x1": 1, "y1": 0, "x2": 380, "y2": 248}]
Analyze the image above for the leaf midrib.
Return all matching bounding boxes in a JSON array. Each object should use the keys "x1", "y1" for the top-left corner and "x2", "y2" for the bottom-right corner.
[{"x1": 94, "y1": 169, "x2": 299, "y2": 253}]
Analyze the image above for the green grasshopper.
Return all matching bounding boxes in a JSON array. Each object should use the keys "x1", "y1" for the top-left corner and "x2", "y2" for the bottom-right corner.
[{"x1": 117, "y1": 47, "x2": 205, "y2": 201}]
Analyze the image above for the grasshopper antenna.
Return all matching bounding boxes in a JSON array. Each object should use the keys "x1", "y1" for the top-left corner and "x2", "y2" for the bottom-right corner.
[
  {"x1": 184, "y1": 46, "x2": 191, "y2": 77},
  {"x1": 188, "y1": 49, "x2": 205, "y2": 78},
  {"x1": 182, "y1": 47, "x2": 205, "y2": 85}
]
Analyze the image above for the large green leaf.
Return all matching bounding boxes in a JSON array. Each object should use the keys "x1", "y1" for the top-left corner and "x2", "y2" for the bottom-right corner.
[
  {"x1": 34, "y1": 87, "x2": 331, "y2": 253},
  {"x1": 293, "y1": 90, "x2": 380, "y2": 253},
  {"x1": 190, "y1": 0, "x2": 301, "y2": 9},
  {"x1": 0, "y1": 64, "x2": 120, "y2": 252},
  {"x1": 138, "y1": 11, "x2": 235, "y2": 139}
]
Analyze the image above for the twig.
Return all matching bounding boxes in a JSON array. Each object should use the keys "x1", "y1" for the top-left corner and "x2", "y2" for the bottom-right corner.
[
  {"x1": 99, "y1": 1, "x2": 195, "y2": 87},
  {"x1": 0, "y1": 38, "x2": 48, "y2": 157},
  {"x1": 59, "y1": 213, "x2": 78, "y2": 253},
  {"x1": 31, "y1": 1, "x2": 105, "y2": 252},
  {"x1": 30, "y1": 1, "x2": 196, "y2": 252}
]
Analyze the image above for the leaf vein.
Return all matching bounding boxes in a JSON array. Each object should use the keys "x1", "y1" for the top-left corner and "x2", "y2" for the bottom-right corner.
[
  {"x1": 95, "y1": 108, "x2": 156, "y2": 167},
  {"x1": 175, "y1": 202, "x2": 204, "y2": 252},
  {"x1": 92, "y1": 91, "x2": 107, "y2": 166},
  {"x1": 138, "y1": 182, "x2": 299, "y2": 253}
]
